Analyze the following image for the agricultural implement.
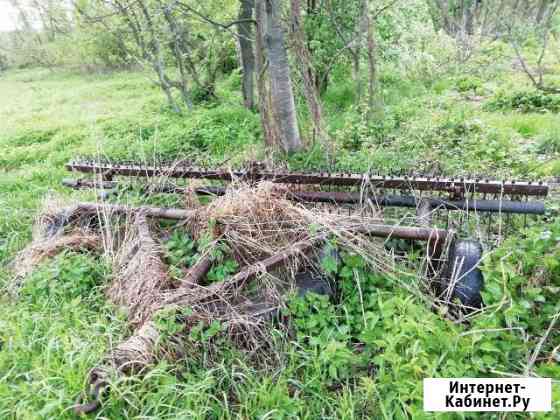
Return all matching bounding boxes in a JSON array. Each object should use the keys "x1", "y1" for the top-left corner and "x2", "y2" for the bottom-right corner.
[
  {"x1": 63, "y1": 158, "x2": 550, "y2": 301},
  {"x1": 64, "y1": 158, "x2": 549, "y2": 235},
  {"x1": 65, "y1": 159, "x2": 548, "y2": 196},
  {"x1": 56, "y1": 158, "x2": 552, "y2": 413}
]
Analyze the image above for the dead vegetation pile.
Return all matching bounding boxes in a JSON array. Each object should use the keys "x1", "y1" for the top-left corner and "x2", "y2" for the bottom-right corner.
[
  {"x1": 12, "y1": 232, "x2": 101, "y2": 280},
  {"x1": 8, "y1": 198, "x2": 103, "y2": 294},
  {"x1": 188, "y1": 182, "x2": 310, "y2": 264},
  {"x1": 108, "y1": 212, "x2": 172, "y2": 327},
  {"x1": 10, "y1": 182, "x2": 402, "y2": 414}
]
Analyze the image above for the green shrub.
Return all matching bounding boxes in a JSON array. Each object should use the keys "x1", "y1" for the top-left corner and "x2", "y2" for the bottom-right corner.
[
  {"x1": 323, "y1": 79, "x2": 356, "y2": 112},
  {"x1": 165, "y1": 230, "x2": 199, "y2": 269},
  {"x1": 284, "y1": 228, "x2": 560, "y2": 417},
  {"x1": 455, "y1": 75, "x2": 483, "y2": 94},
  {"x1": 164, "y1": 229, "x2": 238, "y2": 285},
  {"x1": 477, "y1": 220, "x2": 560, "y2": 373},
  {"x1": 334, "y1": 105, "x2": 400, "y2": 151},
  {"x1": 0, "y1": 128, "x2": 86, "y2": 169},
  {"x1": 537, "y1": 130, "x2": 560, "y2": 154},
  {"x1": 436, "y1": 112, "x2": 483, "y2": 145},
  {"x1": 286, "y1": 144, "x2": 331, "y2": 171},
  {"x1": 191, "y1": 85, "x2": 217, "y2": 105},
  {"x1": 463, "y1": 221, "x2": 560, "y2": 407},
  {"x1": 425, "y1": 111, "x2": 529, "y2": 173},
  {"x1": 7, "y1": 129, "x2": 58, "y2": 147},
  {"x1": 485, "y1": 90, "x2": 560, "y2": 113},
  {"x1": 20, "y1": 253, "x2": 107, "y2": 306},
  {"x1": 97, "y1": 103, "x2": 261, "y2": 162},
  {"x1": 285, "y1": 250, "x2": 476, "y2": 417}
]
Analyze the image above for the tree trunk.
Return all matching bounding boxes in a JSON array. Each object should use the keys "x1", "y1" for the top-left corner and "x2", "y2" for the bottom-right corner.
[
  {"x1": 433, "y1": 0, "x2": 455, "y2": 34},
  {"x1": 137, "y1": 0, "x2": 181, "y2": 113},
  {"x1": 536, "y1": 0, "x2": 553, "y2": 22},
  {"x1": 365, "y1": 0, "x2": 379, "y2": 118},
  {"x1": 290, "y1": 0, "x2": 326, "y2": 145},
  {"x1": 160, "y1": 2, "x2": 193, "y2": 110},
  {"x1": 463, "y1": 0, "x2": 475, "y2": 35},
  {"x1": 263, "y1": 0, "x2": 303, "y2": 153},
  {"x1": 354, "y1": 0, "x2": 369, "y2": 102},
  {"x1": 255, "y1": 0, "x2": 279, "y2": 148},
  {"x1": 239, "y1": 0, "x2": 256, "y2": 110}
]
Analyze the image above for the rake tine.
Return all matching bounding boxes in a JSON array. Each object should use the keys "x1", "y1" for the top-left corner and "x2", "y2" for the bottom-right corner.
[{"x1": 524, "y1": 195, "x2": 529, "y2": 229}]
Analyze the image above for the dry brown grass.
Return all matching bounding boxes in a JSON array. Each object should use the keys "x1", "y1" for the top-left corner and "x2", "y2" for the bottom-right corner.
[
  {"x1": 107, "y1": 212, "x2": 172, "y2": 328},
  {"x1": 12, "y1": 232, "x2": 101, "y2": 280},
  {"x1": 8, "y1": 197, "x2": 103, "y2": 294},
  {"x1": 16, "y1": 183, "x2": 425, "y2": 411},
  {"x1": 188, "y1": 182, "x2": 309, "y2": 265}
]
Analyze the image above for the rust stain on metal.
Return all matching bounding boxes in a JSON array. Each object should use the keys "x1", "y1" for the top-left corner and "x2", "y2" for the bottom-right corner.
[{"x1": 66, "y1": 160, "x2": 549, "y2": 197}]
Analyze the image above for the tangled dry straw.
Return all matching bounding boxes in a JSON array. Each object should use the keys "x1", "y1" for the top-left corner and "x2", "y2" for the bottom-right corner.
[
  {"x1": 12, "y1": 233, "x2": 101, "y2": 279},
  {"x1": 188, "y1": 182, "x2": 311, "y2": 264},
  {"x1": 9, "y1": 198, "x2": 103, "y2": 294},
  {"x1": 108, "y1": 212, "x2": 172, "y2": 328},
  {"x1": 12, "y1": 183, "x2": 406, "y2": 412}
]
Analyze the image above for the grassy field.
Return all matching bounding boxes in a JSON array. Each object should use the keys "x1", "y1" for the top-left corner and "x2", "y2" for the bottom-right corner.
[{"x1": 0, "y1": 62, "x2": 559, "y2": 419}]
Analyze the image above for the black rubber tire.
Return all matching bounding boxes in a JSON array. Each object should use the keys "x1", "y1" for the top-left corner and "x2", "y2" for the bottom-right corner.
[
  {"x1": 295, "y1": 272, "x2": 333, "y2": 298},
  {"x1": 441, "y1": 239, "x2": 484, "y2": 309}
]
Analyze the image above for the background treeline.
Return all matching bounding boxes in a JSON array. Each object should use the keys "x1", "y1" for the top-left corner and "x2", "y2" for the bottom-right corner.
[{"x1": 1, "y1": 0, "x2": 559, "y2": 153}]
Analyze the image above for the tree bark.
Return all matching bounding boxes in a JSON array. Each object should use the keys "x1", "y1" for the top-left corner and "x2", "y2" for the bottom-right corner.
[
  {"x1": 136, "y1": 0, "x2": 181, "y2": 113},
  {"x1": 536, "y1": 0, "x2": 555, "y2": 22},
  {"x1": 239, "y1": 0, "x2": 256, "y2": 110},
  {"x1": 290, "y1": 0, "x2": 326, "y2": 145},
  {"x1": 263, "y1": 0, "x2": 303, "y2": 153},
  {"x1": 255, "y1": 0, "x2": 279, "y2": 148},
  {"x1": 433, "y1": 0, "x2": 455, "y2": 34},
  {"x1": 354, "y1": 0, "x2": 369, "y2": 101},
  {"x1": 365, "y1": 0, "x2": 379, "y2": 118},
  {"x1": 160, "y1": 2, "x2": 193, "y2": 110}
]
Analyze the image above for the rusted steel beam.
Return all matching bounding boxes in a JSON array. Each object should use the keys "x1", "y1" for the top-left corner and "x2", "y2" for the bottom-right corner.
[
  {"x1": 71, "y1": 203, "x2": 195, "y2": 220},
  {"x1": 195, "y1": 187, "x2": 546, "y2": 215},
  {"x1": 208, "y1": 224, "x2": 451, "y2": 294},
  {"x1": 186, "y1": 256, "x2": 213, "y2": 282},
  {"x1": 66, "y1": 202, "x2": 448, "y2": 241},
  {"x1": 161, "y1": 222, "x2": 452, "y2": 308},
  {"x1": 72, "y1": 201, "x2": 449, "y2": 246},
  {"x1": 208, "y1": 238, "x2": 318, "y2": 295},
  {"x1": 348, "y1": 223, "x2": 449, "y2": 242},
  {"x1": 183, "y1": 225, "x2": 451, "y2": 307},
  {"x1": 62, "y1": 178, "x2": 118, "y2": 189},
  {"x1": 66, "y1": 160, "x2": 549, "y2": 196},
  {"x1": 160, "y1": 239, "x2": 316, "y2": 306}
]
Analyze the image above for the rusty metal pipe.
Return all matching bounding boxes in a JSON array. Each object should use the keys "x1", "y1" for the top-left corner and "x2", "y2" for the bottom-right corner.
[
  {"x1": 63, "y1": 180, "x2": 546, "y2": 215},
  {"x1": 202, "y1": 223, "x2": 452, "y2": 298},
  {"x1": 65, "y1": 201, "x2": 448, "y2": 244},
  {"x1": 71, "y1": 203, "x2": 195, "y2": 220},
  {"x1": 195, "y1": 187, "x2": 546, "y2": 215},
  {"x1": 285, "y1": 191, "x2": 546, "y2": 215}
]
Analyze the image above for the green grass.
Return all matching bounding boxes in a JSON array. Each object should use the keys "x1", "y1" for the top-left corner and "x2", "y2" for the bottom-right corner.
[{"x1": 1, "y1": 63, "x2": 559, "y2": 418}]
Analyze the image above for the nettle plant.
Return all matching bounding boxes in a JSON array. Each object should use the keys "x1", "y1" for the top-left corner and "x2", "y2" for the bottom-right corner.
[
  {"x1": 21, "y1": 252, "x2": 108, "y2": 307},
  {"x1": 485, "y1": 89, "x2": 560, "y2": 113},
  {"x1": 285, "y1": 228, "x2": 560, "y2": 416},
  {"x1": 286, "y1": 250, "x2": 471, "y2": 385},
  {"x1": 165, "y1": 230, "x2": 198, "y2": 269},
  {"x1": 164, "y1": 229, "x2": 238, "y2": 284},
  {"x1": 474, "y1": 218, "x2": 560, "y2": 378}
]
